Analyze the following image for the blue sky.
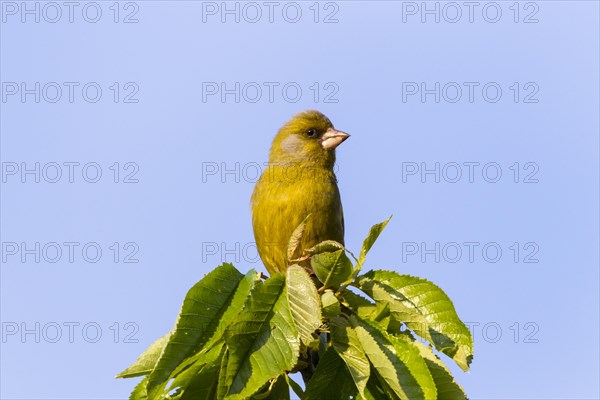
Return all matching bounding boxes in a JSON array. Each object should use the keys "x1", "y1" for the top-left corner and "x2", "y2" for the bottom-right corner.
[{"x1": 1, "y1": 1, "x2": 599, "y2": 399}]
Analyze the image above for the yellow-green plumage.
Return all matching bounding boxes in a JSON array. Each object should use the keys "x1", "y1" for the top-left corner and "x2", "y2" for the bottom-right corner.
[{"x1": 251, "y1": 110, "x2": 349, "y2": 276}]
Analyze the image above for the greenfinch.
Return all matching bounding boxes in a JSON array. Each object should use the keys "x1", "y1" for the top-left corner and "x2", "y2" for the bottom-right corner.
[{"x1": 251, "y1": 110, "x2": 349, "y2": 276}]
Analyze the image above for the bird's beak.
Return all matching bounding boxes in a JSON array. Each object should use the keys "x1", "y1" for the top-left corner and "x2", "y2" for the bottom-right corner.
[{"x1": 321, "y1": 128, "x2": 350, "y2": 150}]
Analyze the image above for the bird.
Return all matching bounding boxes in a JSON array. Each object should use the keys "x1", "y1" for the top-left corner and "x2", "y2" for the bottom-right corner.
[{"x1": 251, "y1": 110, "x2": 349, "y2": 276}]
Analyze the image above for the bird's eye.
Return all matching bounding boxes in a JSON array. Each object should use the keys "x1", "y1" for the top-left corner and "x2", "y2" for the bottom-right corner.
[{"x1": 306, "y1": 129, "x2": 316, "y2": 137}]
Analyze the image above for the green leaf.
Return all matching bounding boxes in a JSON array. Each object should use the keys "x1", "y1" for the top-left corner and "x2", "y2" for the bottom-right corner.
[
  {"x1": 287, "y1": 214, "x2": 311, "y2": 263},
  {"x1": 171, "y1": 343, "x2": 225, "y2": 400},
  {"x1": 146, "y1": 264, "x2": 259, "y2": 398},
  {"x1": 129, "y1": 376, "x2": 148, "y2": 400},
  {"x1": 252, "y1": 374, "x2": 290, "y2": 400},
  {"x1": 268, "y1": 375, "x2": 290, "y2": 400},
  {"x1": 204, "y1": 269, "x2": 262, "y2": 349},
  {"x1": 340, "y1": 290, "x2": 377, "y2": 320},
  {"x1": 311, "y1": 249, "x2": 353, "y2": 288},
  {"x1": 330, "y1": 317, "x2": 370, "y2": 399},
  {"x1": 303, "y1": 240, "x2": 345, "y2": 256},
  {"x1": 411, "y1": 341, "x2": 467, "y2": 400},
  {"x1": 342, "y1": 290, "x2": 395, "y2": 326},
  {"x1": 319, "y1": 331, "x2": 328, "y2": 356},
  {"x1": 224, "y1": 274, "x2": 300, "y2": 399},
  {"x1": 286, "y1": 265, "x2": 322, "y2": 347},
  {"x1": 285, "y1": 375, "x2": 304, "y2": 398},
  {"x1": 216, "y1": 350, "x2": 229, "y2": 400},
  {"x1": 304, "y1": 347, "x2": 358, "y2": 400},
  {"x1": 363, "y1": 369, "x2": 390, "y2": 400},
  {"x1": 355, "y1": 216, "x2": 392, "y2": 272},
  {"x1": 117, "y1": 333, "x2": 170, "y2": 378},
  {"x1": 150, "y1": 268, "x2": 259, "y2": 397},
  {"x1": 357, "y1": 270, "x2": 473, "y2": 371},
  {"x1": 321, "y1": 290, "x2": 341, "y2": 318},
  {"x1": 350, "y1": 316, "x2": 437, "y2": 400}
]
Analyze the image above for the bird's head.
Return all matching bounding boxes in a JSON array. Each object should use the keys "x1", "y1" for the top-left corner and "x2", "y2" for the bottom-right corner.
[{"x1": 269, "y1": 110, "x2": 350, "y2": 167}]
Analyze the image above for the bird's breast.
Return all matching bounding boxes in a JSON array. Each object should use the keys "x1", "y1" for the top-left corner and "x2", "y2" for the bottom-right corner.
[{"x1": 251, "y1": 163, "x2": 344, "y2": 274}]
